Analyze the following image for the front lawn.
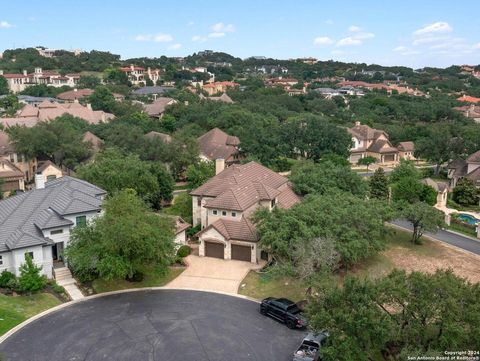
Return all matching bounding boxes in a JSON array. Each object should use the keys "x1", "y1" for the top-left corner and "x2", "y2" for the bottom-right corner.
[
  {"x1": 91, "y1": 266, "x2": 185, "y2": 294},
  {"x1": 238, "y1": 271, "x2": 307, "y2": 302},
  {"x1": 0, "y1": 293, "x2": 61, "y2": 336}
]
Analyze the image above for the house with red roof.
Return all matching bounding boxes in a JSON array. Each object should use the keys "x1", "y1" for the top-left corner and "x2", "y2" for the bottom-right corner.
[
  {"x1": 120, "y1": 65, "x2": 161, "y2": 86},
  {"x1": 457, "y1": 95, "x2": 480, "y2": 104}
]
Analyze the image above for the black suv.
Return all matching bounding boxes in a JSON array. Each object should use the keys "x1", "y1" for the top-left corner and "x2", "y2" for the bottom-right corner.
[{"x1": 260, "y1": 297, "x2": 307, "y2": 329}]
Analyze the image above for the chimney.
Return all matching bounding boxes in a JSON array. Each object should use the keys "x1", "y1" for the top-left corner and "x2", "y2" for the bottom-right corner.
[
  {"x1": 355, "y1": 121, "x2": 361, "y2": 126},
  {"x1": 215, "y1": 158, "x2": 225, "y2": 175},
  {"x1": 23, "y1": 69, "x2": 27, "y2": 76},
  {"x1": 35, "y1": 172, "x2": 45, "y2": 190},
  {"x1": 86, "y1": 103, "x2": 92, "y2": 110},
  {"x1": 74, "y1": 88, "x2": 78, "y2": 92}
]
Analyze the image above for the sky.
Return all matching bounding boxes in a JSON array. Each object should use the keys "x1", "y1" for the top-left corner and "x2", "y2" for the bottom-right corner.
[{"x1": 1, "y1": 0, "x2": 480, "y2": 68}]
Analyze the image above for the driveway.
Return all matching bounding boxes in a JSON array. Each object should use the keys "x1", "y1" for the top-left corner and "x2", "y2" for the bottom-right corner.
[
  {"x1": 165, "y1": 255, "x2": 258, "y2": 294},
  {"x1": 0, "y1": 290, "x2": 301, "y2": 361}
]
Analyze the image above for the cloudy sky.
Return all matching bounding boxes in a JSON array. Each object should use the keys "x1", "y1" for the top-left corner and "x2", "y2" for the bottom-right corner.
[{"x1": 1, "y1": 0, "x2": 479, "y2": 68}]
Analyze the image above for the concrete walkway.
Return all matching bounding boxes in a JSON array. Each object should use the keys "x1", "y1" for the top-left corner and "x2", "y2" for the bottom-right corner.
[
  {"x1": 54, "y1": 267, "x2": 84, "y2": 300},
  {"x1": 165, "y1": 255, "x2": 262, "y2": 294}
]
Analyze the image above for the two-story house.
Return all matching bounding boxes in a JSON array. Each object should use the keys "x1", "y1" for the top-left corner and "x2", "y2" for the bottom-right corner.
[
  {"x1": 348, "y1": 122, "x2": 415, "y2": 165},
  {"x1": 191, "y1": 160, "x2": 300, "y2": 263},
  {"x1": 0, "y1": 176, "x2": 106, "y2": 278},
  {"x1": 447, "y1": 150, "x2": 480, "y2": 189}
]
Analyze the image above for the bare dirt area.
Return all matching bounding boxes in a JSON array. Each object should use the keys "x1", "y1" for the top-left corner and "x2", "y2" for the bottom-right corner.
[{"x1": 383, "y1": 238, "x2": 480, "y2": 283}]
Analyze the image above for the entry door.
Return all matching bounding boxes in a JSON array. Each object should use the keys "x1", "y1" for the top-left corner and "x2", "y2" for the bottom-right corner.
[{"x1": 52, "y1": 244, "x2": 58, "y2": 260}]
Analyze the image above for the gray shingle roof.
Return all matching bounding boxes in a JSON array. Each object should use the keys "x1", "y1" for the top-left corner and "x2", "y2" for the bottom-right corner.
[
  {"x1": 132, "y1": 86, "x2": 175, "y2": 95},
  {"x1": 0, "y1": 176, "x2": 106, "y2": 251}
]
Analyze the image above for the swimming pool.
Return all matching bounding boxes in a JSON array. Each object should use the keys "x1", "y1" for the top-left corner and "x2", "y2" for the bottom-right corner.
[{"x1": 457, "y1": 213, "x2": 479, "y2": 225}]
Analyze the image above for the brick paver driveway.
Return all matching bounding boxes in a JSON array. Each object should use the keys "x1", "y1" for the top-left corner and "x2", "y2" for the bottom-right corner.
[{"x1": 165, "y1": 255, "x2": 259, "y2": 294}]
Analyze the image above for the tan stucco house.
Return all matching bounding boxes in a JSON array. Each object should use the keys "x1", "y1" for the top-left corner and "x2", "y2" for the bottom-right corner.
[{"x1": 191, "y1": 160, "x2": 300, "y2": 263}]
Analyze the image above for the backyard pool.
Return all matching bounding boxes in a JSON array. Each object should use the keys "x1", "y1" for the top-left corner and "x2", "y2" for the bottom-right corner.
[{"x1": 457, "y1": 213, "x2": 480, "y2": 225}]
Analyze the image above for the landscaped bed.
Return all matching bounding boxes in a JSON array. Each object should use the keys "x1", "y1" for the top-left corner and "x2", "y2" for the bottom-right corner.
[{"x1": 90, "y1": 266, "x2": 185, "y2": 294}]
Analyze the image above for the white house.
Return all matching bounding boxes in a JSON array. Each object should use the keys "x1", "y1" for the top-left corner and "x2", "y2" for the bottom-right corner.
[{"x1": 0, "y1": 176, "x2": 106, "y2": 278}]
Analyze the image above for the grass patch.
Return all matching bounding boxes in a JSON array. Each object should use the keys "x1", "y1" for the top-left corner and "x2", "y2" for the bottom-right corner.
[
  {"x1": 92, "y1": 266, "x2": 185, "y2": 294},
  {"x1": 238, "y1": 271, "x2": 307, "y2": 302},
  {"x1": 0, "y1": 293, "x2": 61, "y2": 336},
  {"x1": 162, "y1": 192, "x2": 192, "y2": 224},
  {"x1": 447, "y1": 222, "x2": 477, "y2": 237}
]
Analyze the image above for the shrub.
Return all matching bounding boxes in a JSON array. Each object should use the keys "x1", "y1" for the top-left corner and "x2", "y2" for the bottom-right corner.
[
  {"x1": 52, "y1": 283, "x2": 65, "y2": 294},
  {"x1": 177, "y1": 245, "x2": 191, "y2": 258},
  {"x1": 17, "y1": 255, "x2": 47, "y2": 293},
  {"x1": 0, "y1": 270, "x2": 16, "y2": 289}
]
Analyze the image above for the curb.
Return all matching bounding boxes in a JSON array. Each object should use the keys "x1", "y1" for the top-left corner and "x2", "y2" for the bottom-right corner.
[
  {"x1": 388, "y1": 223, "x2": 480, "y2": 258},
  {"x1": 0, "y1": 287, "x2": 260, "y2": 345}
]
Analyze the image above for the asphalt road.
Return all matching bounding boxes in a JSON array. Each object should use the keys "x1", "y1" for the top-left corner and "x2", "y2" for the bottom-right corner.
[
  {"x1": 0, "y1": 290, "x2": 303, "y2": 361},
  {"x1": 391, "y1": 220, "x2": 480, "y2": 255}
]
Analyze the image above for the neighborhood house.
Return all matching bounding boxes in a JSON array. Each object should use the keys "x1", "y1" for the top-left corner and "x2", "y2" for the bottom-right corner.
[
  {"x1": 0, "y1": 176, "x2": 106, "y2": 278},
  {"x1": 197, "y1": 128, "x2": 242, "y2": 165},
  {"x1": 191, "y1": 161, "x2": 300, "y2": 263}
]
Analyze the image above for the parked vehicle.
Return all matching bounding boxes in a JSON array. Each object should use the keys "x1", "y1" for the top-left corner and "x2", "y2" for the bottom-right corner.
[
  {"x1": 260, "y1": 297, "x2": 307, "y2": 329},
  {"x1": 292, "y1": 332, "x2": 328, "y2": 361}
]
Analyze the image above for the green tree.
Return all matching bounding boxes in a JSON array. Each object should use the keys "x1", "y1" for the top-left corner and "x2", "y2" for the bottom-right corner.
[
  {"x1": 254, "y1": 192, "x2": 392, "y2": 267},
  {"x1": 186, "y1": 161, "x2": 215, "y2": 189},
  {"x1": 357, "y1": 155, "x2": 376, "y2": 172},
  {"x1": 17, "y1": 254, "x2": 47, "y2": 293},
  {"x1": 76, "y1": 148, "x2": 172, "y2": 208},
  {"x1": 0, "y1": 76, "x2": 9, "y2": 95},
  {"x1": 415, "y1": 124, "x2": 465, "y2": 174},
  {"x1": 401, "y1": 202, "x2": 444, "y2": 244},
  {"x1": 308, "y1": 269, "x2": 480, "y2": 361},
  {"x1": 290, "y1": 161, "x2": 368, "y2": 197},
  {"x1": 66, "y1": 191, "x2": 175, "y2": 281},
  {"x1": 369, "y1": 167, "x2": 389, "y2": 200},
  {"x1": 77, "y1": 75, "x2": 101, "y2": 89},
  {"x1": 0, "y1": 95, "x2": 22, "y2": 116},
  {"x1": 103, "y1": 68, "x2": 129, "y2": 85},
  {"x1": 88, "y1": 85, "x2": 115, "y2": 113},
  {"x1": 452, "y1": 178, "x2": 479, "y2": 205},
  {"x1": 6, "y1": 115, "x2": 92, "y2": 169}
]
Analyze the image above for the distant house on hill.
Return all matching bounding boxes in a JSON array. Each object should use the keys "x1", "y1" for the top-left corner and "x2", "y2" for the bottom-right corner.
[
  {"x1": 197, "y1": 128, "x2": 241, "y2": 165},
  {"x1": 57, "y1": 88, "x2": 124, "y2": 103},
  {"x1": 0, "y1": 130, "x2": 37, "y2": 186},
  {"x1": 199, "y1": 93, "x2": 234, "y2": 104},
  {"x1": 202, "y1": 81, "x2": 238, "y2": 96},
  {"x1": 457, "y1": 95, "x2": 480, "y2": 104},
  {"x1": 453, "y1": 104, "x2": 480, "y2": 123}
]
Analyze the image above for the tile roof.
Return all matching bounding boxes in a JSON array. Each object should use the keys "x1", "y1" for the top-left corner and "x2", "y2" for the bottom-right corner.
[
  {"x1": 457, "y1": 95, "x2": 480, "y2": 104},
  {"x1": 83, "y1": 131, "x2": 104, "y2": 150},
  {"x1": 348, "y1": 122, "x2": 388, "y2": 141},
  {"x1": 466, "y1": 150, "x2": 480, "y2": 163},
  {"x1": 175, "y1": 216, "x2": 190, "y2": 235},
  {"x1": 466, "y1": 167, "x2": 480, "y2": 186},
  {"x1": 0, "y1": 176, "x2": 106, "y2": 252},
  {"x1": 397, "y1": 141, "x2": 415, "y2": 152},
  {"x1": 144, "y1": 97, "x2": 176, "y2": 117},
  {"x1": 197, "y1": 128, "x2": 240, "y2": 161},
  {"x1": 144, "y1": 131, "x2": 172, "y2": 143},
  {"x1": 57, "y1": 89, "x2": 94, "y2": 101},
  {"x1": 200, "y1": 217, "x2": 258, "y2": 242}
]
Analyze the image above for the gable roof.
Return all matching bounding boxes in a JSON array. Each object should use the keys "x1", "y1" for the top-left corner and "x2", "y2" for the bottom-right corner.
[
  {"x1": 199, "y1": 217, "x2": 258, "y2": 242},
  {"x1": 36, "y1": 160, "x2": 62, "y2": 174},
  {"x1": 197, "y1": 128, "x2": 240, "y2": 161},
  {"x1": 144, "y1": 131, "x2": 172, "y2": 143},
  {"x1": 0, "y1": 176, "x2": 106, "y2": 252},
  {"x1": 348, "y1": 122, "x2": 388, "y2": 142},
  {"x1": 144, "y1": 97, "x2": 176, "y2": 117},
  {"x1": 82, "y1": 131, "x2": 104, "y2": 149},
  {"x1": 0, "y1": 159, "x2": 24, "y2": 179},
  {"x1": 466, "y1": 150, "x2": 480, "y2": 164},
  {"x1": 57, "y1": 88, "x2": 94, "y2": 101},
  {"x1": 397, "y1": 141, "x2": 414, "y2": 152}
]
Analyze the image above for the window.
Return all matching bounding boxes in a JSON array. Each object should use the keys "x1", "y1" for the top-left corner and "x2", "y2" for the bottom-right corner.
[
  {"x1": 0, "y1": 255, "x2": 3, "y2": 265},
  {"x1": 271, "y1": 199, "x2": 276, "y2": 208},
  {"x1": 76, "y1": 216, "x2": 87, "y2": 227},
  {"x1": 222, "y1": 211, "x2": 227, "y2": 216},
  {"x1": 51, "y1": 229, "x2": 63, "y2": 235},
  {"x1": 213, "y1": 210, "x2": 218, "y2": 215},
  {"x1": 25, "y1": 252, "x2": 34, "y2": 260},
  {"x1": 197, "y1": 197, "x2": 202, "y2": 206},
  {"x1": 231, "y1": 212, "x2": 237, "y2": 217}
]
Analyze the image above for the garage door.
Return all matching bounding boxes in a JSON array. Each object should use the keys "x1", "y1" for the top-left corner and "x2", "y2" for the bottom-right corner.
[
  {"x1": 231, "y1": 244, "x2": 251, "y2": 262},
  {"x1": 205, "y1": 241, "x2": 224, "y2": 259}
]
